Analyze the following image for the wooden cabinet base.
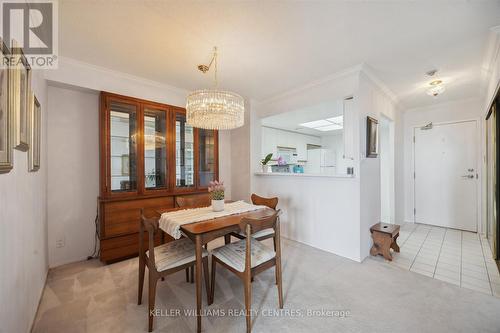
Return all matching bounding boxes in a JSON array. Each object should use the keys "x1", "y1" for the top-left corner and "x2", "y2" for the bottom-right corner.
[{"x1": 100, "y1": 233, "x2": 162, "y2": 264}]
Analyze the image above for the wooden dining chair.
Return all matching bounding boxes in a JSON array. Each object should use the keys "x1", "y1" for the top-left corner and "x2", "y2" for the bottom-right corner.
[
  {"x1": 175, "y1": 193, "x2": 211, "y2": 282},
  {"x1": 229, "y1": 194, "x2": 278, "y2": 249},
  {"x1": 138, "y1": 210, "x2": 210, "y2": 332},
  {"x1": 210, "y1": 210, "x2": 284, "y2": 333}
]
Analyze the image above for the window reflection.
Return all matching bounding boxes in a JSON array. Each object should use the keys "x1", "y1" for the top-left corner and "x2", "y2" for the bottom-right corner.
[
  {"x1": 198, "y1": 129, "x2": 216, "y2": 187},
  {"x1": 144, "y1": 108, "x2": 167, "y2": 189},
  {"x1": 175, "y1": 114, "x2": 194, "y2": 187},
  {"x1": 110, "y1": 102, "x2": 137, "y2": 191}
]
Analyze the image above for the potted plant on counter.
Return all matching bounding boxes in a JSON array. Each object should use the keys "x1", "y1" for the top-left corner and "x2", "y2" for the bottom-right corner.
[
  {"x1": 208, "y1": 180, "x2": 225, "y2": 212},
  {"x1": 261, "y1": 153, "x2": 273, "y2": 173}
]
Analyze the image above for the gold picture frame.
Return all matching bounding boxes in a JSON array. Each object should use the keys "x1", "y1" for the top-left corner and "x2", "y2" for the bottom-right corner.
[
  {"x1": 0, "y1": 37, "x2": 13, "y2": 173},
  {"x1": 28, "y1": 92, "x2": 41, "y2": 172},
  {"x1": 366, "y1": 116, "x2": 379, "y2": 158},
  {"x1": 11, "y1": 40, "x2": 31, "y2": 152}
]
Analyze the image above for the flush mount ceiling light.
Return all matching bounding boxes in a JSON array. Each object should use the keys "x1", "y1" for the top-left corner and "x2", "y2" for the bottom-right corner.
[
  {"x1": 299, "y1": 116, "x2": 343, "y2": 132},
  {"x1": 426, "y1": 81, "x2": 445, "y2": 97},
  {"x1": 186, "y1": 47, "x2": 244, "y2": 130},
  {"x1": 425, "y1": 70, "x2": 445, "y2": 97}
]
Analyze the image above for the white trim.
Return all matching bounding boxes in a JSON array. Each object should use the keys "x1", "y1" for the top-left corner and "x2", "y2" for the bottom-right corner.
[
  {"x1": 412, "y1": 119, "x2": 481, "y2": 232},
  {"x1": 258, "y1": 64, "x2": 363, "y2": 105},
  {"x1": 482, "y1": 26, "x2": 500, "y2": 115},
  {"x1": 53, "y1": 56, "x2": 189, "y2": 95},
  {"x1": 403, "y1": 97, "x2": 481, "y2": 114},
  {"x1": 360, "y1": 63, "x2": 399, "y2": 105}
]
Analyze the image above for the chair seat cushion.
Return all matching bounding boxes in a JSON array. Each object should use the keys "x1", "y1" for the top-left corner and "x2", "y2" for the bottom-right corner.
[
  {"x1": 212, "y1": 237, "x2": 275, "y2": 272},
  {"x1": 147, "y1": 238, "x2": 208, "y2": 272},
  {"x1": 237, "y1": 228, "x2": 275, "y2": 239}
]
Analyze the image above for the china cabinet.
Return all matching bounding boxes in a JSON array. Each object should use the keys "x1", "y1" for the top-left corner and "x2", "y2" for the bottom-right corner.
[{"x1": 99, "y1": 92, "x2": 219, "y2": 263}]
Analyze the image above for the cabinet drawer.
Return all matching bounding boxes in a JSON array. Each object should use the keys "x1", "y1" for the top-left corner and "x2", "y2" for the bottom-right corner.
[
  {"x1": 100, "y1": 232, "x2": 163, "y2": 264},
  {"x1": 100, "y1": 196, "x2": 174, "y2": 238}
]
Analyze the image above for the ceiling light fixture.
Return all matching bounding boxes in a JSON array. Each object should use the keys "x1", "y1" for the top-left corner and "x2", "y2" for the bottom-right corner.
[
  {"x1": 426, "y1": 82, "x2": 445, "y2": 97},
  {"x1": 425, "y1": 70, "x2": 445, "y2": 97},
  {"x1": 186, "y1": 47, "x2": 245, "y2": 130},
  {"x1": 299, "y1": 116, "x2": 344, "y2": 132}
]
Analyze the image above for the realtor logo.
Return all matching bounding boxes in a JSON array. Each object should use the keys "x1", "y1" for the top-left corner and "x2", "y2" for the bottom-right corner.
[{"x1": 1, "y1": 0, "x2": 58, "y2": 68}]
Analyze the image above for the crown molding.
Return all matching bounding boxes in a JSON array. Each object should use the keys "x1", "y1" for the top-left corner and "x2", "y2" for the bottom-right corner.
[
  {"x1": 258, "y1": 64, "x2": 363, "y2": 105},
  {"x1": 403, "y1": 96, "x2": 481, "y2": 114},
  {"x1": 257, "y1": 62, "x2": 399, "y2": 109},
  {"x1": 480, "y1": 26, "x2": 500, "y2": 114},
  {"x1": 481, "y1": 26, "x2": 500, "y2": 84},
  {"x1": 359, "y1": 63, "x2": 399, "y2": 106},
  {"x1": 51, "y1": 56, "x2": 189, "y2": 96}
]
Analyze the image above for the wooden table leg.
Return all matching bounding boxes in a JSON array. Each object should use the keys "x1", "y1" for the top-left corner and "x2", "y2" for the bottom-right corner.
[{"x1": 195, "y1": 235, "x2": 203, "y2": 333}]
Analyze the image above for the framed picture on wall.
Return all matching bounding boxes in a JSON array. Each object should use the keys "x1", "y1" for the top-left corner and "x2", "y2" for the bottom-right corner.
[
  {"x1": 0, "y1": 38, "x2": 13, "y2": 173},
  {"x1": 366, "y1": 116, "x2": 379, "y2": 158},
  {"x1": 28, "y1": 92, "x2": 41, "y2": 172},
  {"x1": 12, "y1": 40, "x2": 31, "y2": 151}
]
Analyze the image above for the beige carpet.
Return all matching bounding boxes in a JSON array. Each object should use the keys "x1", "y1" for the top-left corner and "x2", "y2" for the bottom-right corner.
[{"x1": 32, "y1": 238, "x2": 500, "y2": 333}]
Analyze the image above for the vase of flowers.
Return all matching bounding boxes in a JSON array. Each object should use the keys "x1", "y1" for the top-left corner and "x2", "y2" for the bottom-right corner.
[
  {"x1": 208, "y1": 180, "x2": 225, "y2": 212},
  {"x1": 261, "y1": 153, "x2": 273, "y2": 173}
]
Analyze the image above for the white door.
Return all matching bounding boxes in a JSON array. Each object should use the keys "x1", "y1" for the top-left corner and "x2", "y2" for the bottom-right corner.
[{"x1": 414, "y1": 120, "x2": 478, "y2": 232}]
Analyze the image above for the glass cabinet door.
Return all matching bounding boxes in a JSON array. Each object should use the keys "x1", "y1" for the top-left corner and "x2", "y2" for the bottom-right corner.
[
  {"x1": 198, "y1": 129, "x2": 216, "y2": 187},
  {"x1": 109, "y1": 101, "x2": 138, "y2": 192},
  {"x1": 175, "y1": 113, "x2": 195, "y2": 188},
  {"x1": 144, "y1": 107, "x2": 168, "y2": 190}
]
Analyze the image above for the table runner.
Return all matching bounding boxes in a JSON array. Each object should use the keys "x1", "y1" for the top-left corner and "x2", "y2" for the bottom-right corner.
[{"x1": 159, "y1": 200, "x2": 267, "y2": 239}]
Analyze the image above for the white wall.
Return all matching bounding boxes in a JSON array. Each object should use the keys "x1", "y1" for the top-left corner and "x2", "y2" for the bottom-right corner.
[
  {"x1": 380, "y1": 117, "x2": 394, "y2": 223},
  {"x1": 253, "y1": 175, "x2": 361, "y2": 260},
  {"x1": 402, "y1": 98, "x2": 482, "y2": 224},
  {"x1": 218, "y1": 130, "x2": 232, "y2": 199},
  {"x1": 261, "y1": 126, "x2": 321, "y2": 162},
  {"x1": 47, "y1": 85, "x2": 99, "y2": 267},
  {"x1": 483, "y1": 27, "x2": 500, "y2": 117},
  {"x1": 0, "y1": 71, "x2": 48, "y2": 333},
  {"x1": 357, "y1": 71, "x2": 397, "y2": 260},
  {"x1": 251, "y1": 68, "x2": 364, "y2": 262},
  {"x1": 230, "y1": 100, "x2": 251, "y2": 201},
  {"x1": 44, "y1": 59, "x2": 233, "y2": 266}
]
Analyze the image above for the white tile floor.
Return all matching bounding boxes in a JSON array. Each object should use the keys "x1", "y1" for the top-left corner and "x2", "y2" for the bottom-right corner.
[{"x1": 384, "y1": 223, "x2": 500, "y2": 297}]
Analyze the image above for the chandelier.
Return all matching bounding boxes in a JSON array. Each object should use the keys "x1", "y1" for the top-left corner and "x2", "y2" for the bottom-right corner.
[{"x1": 186, "y1": 47, "x2": 245, "y2": 130}]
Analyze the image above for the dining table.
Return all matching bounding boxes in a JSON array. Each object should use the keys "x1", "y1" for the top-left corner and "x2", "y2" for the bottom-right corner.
[{"x1": 157, "y1": 203, "x2": 276, "y2": 333}]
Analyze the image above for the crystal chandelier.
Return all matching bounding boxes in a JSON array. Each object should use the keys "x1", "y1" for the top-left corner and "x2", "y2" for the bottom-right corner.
[{"x1": 186, "y1": 47, "x2": 244, "y2": 130}]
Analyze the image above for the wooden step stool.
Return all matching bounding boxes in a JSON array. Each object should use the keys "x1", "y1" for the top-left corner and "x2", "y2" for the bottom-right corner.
[{"x1": 370, "y1": 223, "x2": 400, "y2": 261}]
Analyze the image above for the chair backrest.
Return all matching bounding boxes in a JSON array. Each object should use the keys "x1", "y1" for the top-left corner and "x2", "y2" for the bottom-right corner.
[
  {"x1": 251, "y1": 193, "x2": 278, "y2": 210},
  {"x1": 139, "y1": 209, "x2": 159, "y2": 266},
  {"x1": 176, "y1": 194, "x2": 211, "y2": 208},
  {"x1": 239, "y1": 209, "x2": 281, "y2": 273},
  {"x1": 239, "y1": 209, "x2": 281, "y2": 236}
]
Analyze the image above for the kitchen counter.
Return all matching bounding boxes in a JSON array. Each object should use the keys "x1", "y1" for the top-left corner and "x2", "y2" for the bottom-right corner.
[{"x1": 254, "y1": 172, "x2": 354, "y2": 178}]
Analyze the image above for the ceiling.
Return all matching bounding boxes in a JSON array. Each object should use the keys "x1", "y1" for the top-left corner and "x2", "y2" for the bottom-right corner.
[
  {"x1": 59, "y1": 1, "x2": 500, "y2": 108},
  {"x1": 262, "y1": 100, "x2": 343, "y2": 137}
]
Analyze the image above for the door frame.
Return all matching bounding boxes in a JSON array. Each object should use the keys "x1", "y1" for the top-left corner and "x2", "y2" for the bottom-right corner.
[{"x1": 412, "y1": 118, "x2": 481, "y2": 232}]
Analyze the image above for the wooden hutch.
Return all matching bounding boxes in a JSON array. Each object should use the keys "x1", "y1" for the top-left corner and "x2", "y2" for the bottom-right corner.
[{"x1": 99, "y1": 92, "x2": 218, "y2": 263}]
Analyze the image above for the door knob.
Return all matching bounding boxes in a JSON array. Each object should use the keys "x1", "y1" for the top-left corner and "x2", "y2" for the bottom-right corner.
[{"x1": 461, "y1": 175, "x2": 474, "y2": 179}]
